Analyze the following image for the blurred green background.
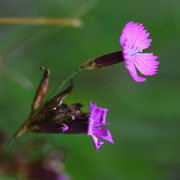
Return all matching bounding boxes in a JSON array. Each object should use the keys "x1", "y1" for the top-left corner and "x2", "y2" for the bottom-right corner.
[{"x1": 0, "y1": 0, "x2": 180, "y2": 180}]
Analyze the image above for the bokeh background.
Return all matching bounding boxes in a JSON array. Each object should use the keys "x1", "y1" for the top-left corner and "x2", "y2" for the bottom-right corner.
[{"x1": 0, "y1": 0, "x2": 180, "y2": 180}]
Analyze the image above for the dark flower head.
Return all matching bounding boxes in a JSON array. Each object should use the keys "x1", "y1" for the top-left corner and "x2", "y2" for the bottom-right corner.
[
  {"x1": 23, "y1": 153, "x2": 70, "y2": 180},
  {"x1": 23, "y1": 162, "x2": 70, "y2": 180},
  {"x1": 28, "y1": 102, "x2": 88, "y2": 134},
  {"x1": 87, "y1": 102, "x2": 114, "y2": 151},
  {"x1": 0, "y1": 147, "x2": 71, "y2": 180},
  {"x1": 13, "y1": 67, "x2": 114, "y2": 151},
  {"x1": 28, "y1": 101, "x2": 114, "y2": 151}
]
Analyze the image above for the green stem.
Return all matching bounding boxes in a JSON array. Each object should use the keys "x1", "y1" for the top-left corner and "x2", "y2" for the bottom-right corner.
[
  {"x1": 47, "y1": 68, "x2": 81, "y2": 101},
  {"x1": 3, "y1": 137, "x2": 16, "y2": 152}
]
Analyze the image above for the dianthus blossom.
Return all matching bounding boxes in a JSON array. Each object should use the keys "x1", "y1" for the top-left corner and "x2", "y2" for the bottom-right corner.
[
  {"x1": 120, "y1": 21, "x2": 159, "y2": 82},
  {"x1": 87, "y1": 102, "x2": 114, "y2": 151}
]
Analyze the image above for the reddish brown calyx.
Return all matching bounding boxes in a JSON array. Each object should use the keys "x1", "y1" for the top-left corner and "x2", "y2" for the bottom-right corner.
[{"x1": 81, "y1": 51, "x2": 124, "y2": 70}]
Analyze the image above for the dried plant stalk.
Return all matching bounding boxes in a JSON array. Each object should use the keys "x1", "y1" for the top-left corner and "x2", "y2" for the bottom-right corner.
[{"x1": 0, "y1": 17, "x2": 82, "y2": 27}]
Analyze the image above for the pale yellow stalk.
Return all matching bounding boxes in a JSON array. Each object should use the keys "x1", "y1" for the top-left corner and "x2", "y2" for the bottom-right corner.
[{"x1": 0, "y1": 17, "x2": 82, "y2": 27}]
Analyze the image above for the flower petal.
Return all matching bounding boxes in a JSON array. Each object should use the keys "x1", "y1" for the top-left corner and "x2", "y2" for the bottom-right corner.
[
  {"x1": 120, "y1": 21, "x2": 152, "y2": 53},
  {"x1": 89, "y1": 102, "x2": 108, "y2": 125},
  {"x1": 91, "y1": 134, "x2": 104, "y2": 151},
  {"x1": 96, "y1": 129, "x2": 114, "y2": 144},
  {"x1": 132, "y1": 53, "x2": 159, "y2": 76},
  {"x1": 61, "y1": 124, "x2": 69, "y2": 132},
  {"x1": 89, "y1": 101, "x2": 96, "y2": 113},
  {"x1": 125, "y1": 60, "x2": 146, "y2": 82},
  {"x1": 87, "y1": 102, "x2": 114, "y2": 151}
]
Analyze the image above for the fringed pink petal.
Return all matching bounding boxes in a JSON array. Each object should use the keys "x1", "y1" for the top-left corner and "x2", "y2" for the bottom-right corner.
[
  {"x1": 132, "y1": 54, "x2": 158, "y2": 76},
  {"x1": 120, "y1": 21, "x2": 134, "y2": 46},
  {"x1": 88, "y1": 102, "x2": 113, "y2": 151},
  {"x1": 89, "y1": 102, "x2": 108, "y2": 125},
  {"x1": 133, "y1": 59, "x2": 157, "y2": 76},
  {"x1": 91, "y1": 134, "x2": 104, "y2": 152},
  {"x1": 120, "y1": 22, "x2": 152, "y2": 53},
  {"x1": 126, "y1": 60, "x2": 146, "y2": 82},
  {"x1": 136, "y1": 53, "x2": 159, "y2": 62},
  {"x1": 89, "y1": 101, "x2": 96, "y2": 113},
  {"x1": 96, "y1": 129, "x2": 114, "y2": 144}
]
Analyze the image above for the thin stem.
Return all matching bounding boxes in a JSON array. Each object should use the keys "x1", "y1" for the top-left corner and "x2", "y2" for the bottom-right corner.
[
  {"x1": 3, "y1": 137, "x2": 16, "y2": 152},
  {"x1": 0, "y1": 17, "x2": 82, "y2": 27},
  {"x1": 3, "y1": 123, "x2": 27, "y2": 152},
  {"x1": 45, "y1": 68, "x2": 81, "y2": 103}
]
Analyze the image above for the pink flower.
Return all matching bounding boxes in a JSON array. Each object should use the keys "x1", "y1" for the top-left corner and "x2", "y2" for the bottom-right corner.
[
  {"x1": 120, "y1": 21, "x2": 159, "y2": 82},
  {"x1": 87, "y1": 102, "x2": 114, "y2": 151}
]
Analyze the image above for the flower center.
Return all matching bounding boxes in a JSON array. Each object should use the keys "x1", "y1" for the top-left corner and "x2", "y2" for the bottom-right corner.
[{"x1": 128, "y1": 47, "x2": 138, "y2": 60}]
